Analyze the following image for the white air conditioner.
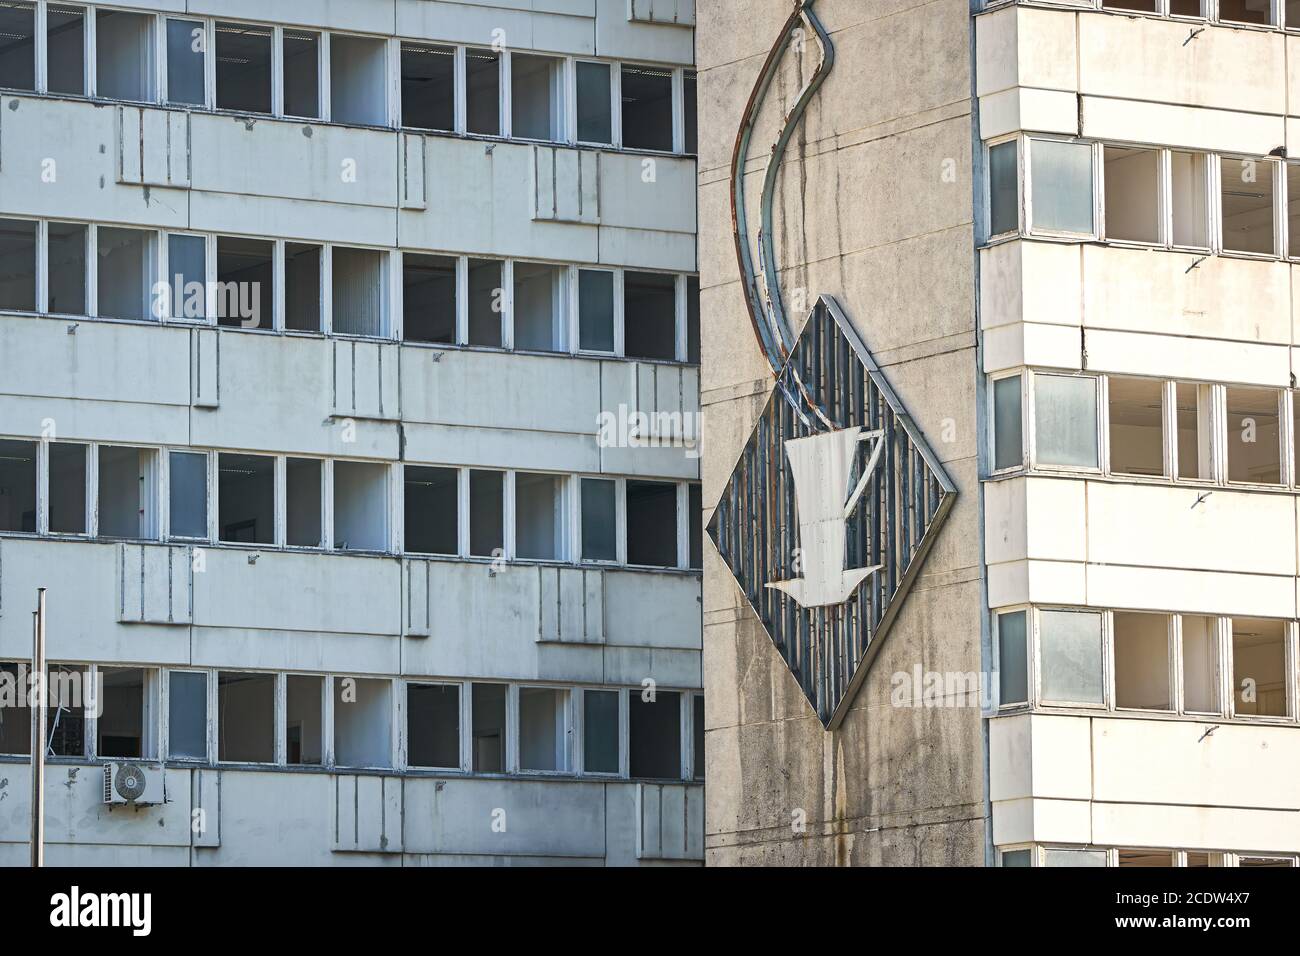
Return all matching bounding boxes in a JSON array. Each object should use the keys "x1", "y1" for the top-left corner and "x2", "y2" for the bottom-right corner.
[{"x1": 102, "y1": 762, "x2": 164, "y2": 806}]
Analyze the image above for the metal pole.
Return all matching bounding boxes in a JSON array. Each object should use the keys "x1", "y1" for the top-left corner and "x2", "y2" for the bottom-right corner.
[{"x1": 30, "y1": 588, "x2": 46, "y2": 868}]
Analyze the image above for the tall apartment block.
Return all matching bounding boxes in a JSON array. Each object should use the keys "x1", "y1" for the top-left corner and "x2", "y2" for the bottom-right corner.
[
  {"x1": 701, "y1": 0, "x2": 1300, "y2": 866},
  {"x1": 0, "y1": 0, "x2": 703, "y2": 866}
]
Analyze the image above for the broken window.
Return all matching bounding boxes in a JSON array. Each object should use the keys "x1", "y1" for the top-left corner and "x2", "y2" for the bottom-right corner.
[
  {"x1": 166, "y1": 18, "x2": 205, "y2": 106},
  {"x1": 688, "y1": 483, "x2": 702, "y2": 570},
  {"x1": 988, "y1": 140, "x2": 1018, "y2": 236},
  {"x1": 471, "y1": 682, "x2": 507, "y2": 772},
  {"x1": 583, "y1": 689, "x2": 618, "y2": 774},
  {"x1": 1034, "y1": 374, "x2": 1098, "y2": 469},
  {"x1": 1175, "y1": 383, "x2": 1212, "y2": 480},
  {"x1": 629, "y1": 689, "x2": 680, "y2": 779},
  {"x1": 692, "y1": 694, "x2": 704, "y2": 779},
  {"x1": 47, "y1": 221, "x2": 86, "y2": 315},
  {"x1": 46, "y1": 4, "x2": 84, "y2": 96},
  {"x1": 49, "y1": 442, "x2": 87, "y2": 534},
  {"x1": 404, "y1": 465, "x2": 457, "y2": 555},
  {"x1": 46, "y1": 664, "x2": 86, "y2": 757},
  {"x1": 285, "y1": 674, "x2": 322, "y2": 765},
  {"x1": 1038, "y1": 609, "x2": 1104, "y2": 706},
  {"x1": 684, "y1": 70, "x2": 697, "y2": 154},
  {"x1": 1225, "y1": 386, "x2": 1281, "y2": 484},
  {"x1": 333, "y1": 460, "x2": 388, "y2": 552},
  {"x1": 1232, "y1": 617, "x2": 1287, "y2": 718},
  {"x1": 98, "y1": 445, "x2": 157, "y2": 539},
  {"x1": 282, "y1": 30, "x2": 320, "y2": 119},
  {"x1": 285, "y1": 243, "x2": 321, "y2": 332},
  {"x1": 465, "y1": 48, "x2": 500, "y2": 136},
  {"x1": 0, "y1": 2, "x2": 35, "y2": 91},
  {"x1": 997, "y1": 610, "x2": 1029, "y2": 706},
  {"x1": 1220, "y1": 0, "x2": 1273, "y2": 24},
  {"x1": 96, "y1": 9, "x2": 155, "y2": 102},
  {"x1": 1220, "y1": 157, "x2": 1276, "y2": 256},
  {"x1": 217, "y1": 671, "x2": 274, "y2": 762},
  {"x1": 168, "y1": 670, "x2": 208, "y2": 760},
  {"x1": 993, "y1": 374, "x2": 1023, "y2": 471},
  {"x1": 0, "y1": 438, "x2": 37, "y2": 533},
  {"x1": 577, "y1": 269, "x2": 614, "y2": 352},
  {"x1": 624, "y1": 271, "x2": 677, "y2": 361},
  {"x1": 1108, "y1": 377, "x2": 1164, "y2": 477},
  {"x1": 216, "y1": 237, "x2": 273, "y2": 330},
  {"x1": 0, "y1": 217, "x2": 36, "y2": 312},
  {"x1": 167, "y1": 234, "x2": 207, "y2": 320},
  {"x1": 1103, "y1": 146, "x2": 1159, "y2": 244},
  {"x1": 511, "y1": 53, "x2": 564, "y2": 141},
  {"x1": 627, "y1": 479, "x2": 677, "y2": 567},
  {"x1": 1113, "y1": 612, "x2": 1171, "y2": 711},
  {"x1": 98, "y1": 667, "x2": 148, "y2": 758},
  {"x1": 686, "y1": 276, "x2": 700, "y2": 364},
  {"x1": 1029, "y1": 139, "x2": 1094, "y2": 235},
  {"x1": 519, "y1": 686, "x2": 569, "y2": 772},
  {"x1": 0, "y1": 662, "x2": 31, "y2": 754},
  {"x1": 218, "y1": 452, "x2": 274, "y2": 544},
  {"x1": 515, "y1": 472, "x2": 565, "y2": 561},
  {"x1": 576, "y1": 61, "x2": 612, "y2": 144},
  {"x1": 97, "y1": 227, "x2": 153, "y2": 321},
  {"x1": 469, "y1": 469, "x2": 503, "y2": 557},
  {"x1": 513, "y1": 261, "x2": 565, "y2": 352},
  {"x1": 403, "y1": 253, "x2": 456, "y2": 344},
  {"x1": 1181, "y1": 614, "x2": 1220, "y2": 714},
  {"x1": 1171, "y1": 150, "x2": 1209, "y2": 248},
  {"x1": 401, "y1": 43, "x2": 454, "y2": 131},
  {"x1": 407, "y1": 682, "x2": 459, "y2": 769},
  {"x1": 330, "y1": 34, "x2": 387, "y2": 127},
  {"x1": 467, "y1": 258, "x2": 503, "y2": 346},
  {"x1": 215, "y1": 22, "x2": 271, "y2": 114},
  {"x1": 581, "y1": 477, "x2": 616, "y2": 562},
  {"x1": 331, "y1": 247, "x2": 386, "y2": 337},
  {"x1": 621, "y1": 65, "x2": 673, "y2": 152},
  {"x1": 168, "y1": 450, "x2": 207, "y2": 540},
  {"x1": 286, "y1": 457, "x2": 322, "y2": 547},
  {"x1": 334, "y1": 677, "x2": 391, "y2": 768}
]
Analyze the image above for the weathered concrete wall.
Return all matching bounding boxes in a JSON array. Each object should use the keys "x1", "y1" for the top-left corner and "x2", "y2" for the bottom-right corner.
[{"x1": 698, "y1": 0, "x2": 984, "y2": 865}]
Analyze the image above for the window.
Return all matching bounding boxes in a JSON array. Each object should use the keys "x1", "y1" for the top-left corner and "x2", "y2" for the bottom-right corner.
[
  {"x1": 515, "y1": 472, "x2": 565, "y2": 561},
  {"x1": 686, "y1": 276, "x2": 700, "y2": 364},
  {"x1": 624, "y1": 271, "x2": 677, "y2": 361},
  {"x1": 407, "y1": 683, "x2": 459, "y2": 769},
  {"x1": 218, "y1": 453, "x2": 274, "y2": 544},
  {"x1": 46, "y1": 664, "x2": 86, "y2": 756},
  {"x1": 1108, "y1": 377, "x2": 1164, "y2": 477},
  {"x1": 1038, "y1": 609, "x2": 1104, "y2": 706},
  {"x1": 692, "y1": 694, "x2": 704, "y2": 779},
  {"x1": 401, "y1": 43, "x2": 454, "y2": 131},
  {"x1": 168, "y1": 451, "x2": 207, "y2": 540},
  {"x1": 0, "y1": 2, "x2": 33, "y2": 91},
  {"x1": 403, "y1": 253, "x2": 456, "y2": 344},
  {"x1": 471, "y1": 682, "x2": 507, "y2": 772},
  {"x1": 1225, "y1": 387, "x2": 1281, "y2": 484},
  {"x1": 282, "y1": 30, "x2": 320, "y2": 119},
  {"x1": 216, "y1": 237, "x2": 273, "y2": 330},
  {"x1": 285, "y1": 674, "x2": 323, "y2": 765},
  {"x1": 467, "y1": 258, "x2": 503, "y2": 346},
  {"x1": 98, "y1": 445, "x2": 157, "y2": 539},
  {"x1": 1000, "y1": 849, "x2": 1032, "y2": 867},
  {"x1": 519, "y1": 686, "x2": 569, "y2": 772},
  {"x1": 404, "y1": 465, "x2": 457, "y2": 555},
  {"x1": 513, "y1": 262, "x2": 565, "y2": 352},
  {"x1": 1290, "y1": 165, "x2": 1300, "y2": 259},
  {"x1": 1171, "y1": 151, "x2": 1209, "y2": 248},
  {"x1": 1175, "y1": 383, "x2": 1212, "y2": 480},
  {"x1": 46, "y1": 4, "x2": 84, "y2": 96},
  {"x1": 1185, "y1": 851, "x2": 1226, "y2": 867},
  {"x1": 629, "y1": 690, "x2": 680, "y2": 779},
  {"x1": 1029, "y1": 139, "x2": 1094, "y2": 235},
  {"x1": 49, "y1": 442, "x2": 87, "y2": 534},
  {"x1": 97, "y1": 227, "x2": 153, "y2": 321},
  {"x1": 331, "y1": 247, "x2": 387, "y2": 337},
  {"x1": 334, "y1": 677, "x2": 391, "y2": 768},
  {"x1": 683, "y1": 70, "x2": 697, "y2": 155},
  {"x1": 997, "y1": 610, "x2": 1028, "y2": 706},
  {"x1": 47, "y1": 221, "x2": 86, "y2": 315},
  {"x1": 583, "y1": 689, "x2": 619, "y2": 774},
  {"x1": 1043, "y1": 848, "x2": 1107, "y2": 867},
  {"x1": 0, "y1": 662, "x2": 31, "y2": 754},
  {"x1": 627, "y1": 480, "x2": 677, "y2": 567},
  {"x1": 286, "y1": 457, "x2": 322, "y2": 547},
  {"x1": 621, "y1": 65, "x2": 673, "y2": 152},
  {"x1": 168, "y1": 671, "x2": 208, "y2": 760},
  {"x1": 1103, "y1": 0, "x2": 1156, "y2": 10},
  {"x1": 1220, "y1": 157, "x2": 1275, "y2": 256},
  {"x1": 1220, "y1": 0, "x2": 1273, "y2": 24},
  {"x1": 581, "y1": 477, "x2": 617, "y2": 562},
  {"x1": 0, "y1": 438, "x2": 37, "y2": 533},
  {"x1": 330, "y1": 34, "x2": 387, "y2": 127},
  {"x1": 0, "y1": 217, "x2": 36, "y2": 311},
  {"x1": 218, "y1": 672, "x2": 274, "y2": 763},
  {"x1": 988, "y1": 140, "x2": 1018, "y2": 236},
  {"x1": 332, "y1": 460, "x2": 389, "y2": 552},
  {"x1": 96, "y1": 9, "x2": 154, "y2": 102},
  {"x1": 576, "y1": 61, "x2": 612, "y2": 144},
  {"x1": 1113, "y1": 612, "x2": 1171, "y2": 711},
  {"x1": 465, "y1": 49, "x2": 500, "y2": 136},
  {"x1": 1171, "y1": 0, "x2": 1205, "y2": 14},
  {"x1": 511, "y1": 54, "x2": 564, "y2": 141},
  {"x1": 166, "y1": 18, "x2": 205, "y2": 107},
  {"x1": 1239, "y1": 856, "x2": 1295, "y2": 867},
  {"x1": 1103, "y1": 146, "x2": 1159, "y2": 244},
  {"x1": 577, "y1": 269, "x2": 615, "y2": 352},
  {"x1": 688, "y1": 483, "x2": 702, "y2": 570},
  {"x1": 167, "y1": 234, "x2": 207, "y2": 320},
  {"x1": 993, "y1": 374, "x2": 1023, "y2": 471},
  {"x1": 1034, "y1": 374, "x2": 1098, "y2": 469},
  {"x1": 1118, "y1": 849, "x2": 1174, "y2": 867},
  {"x1": 285, "y1": 243, "x2": 321, "y2": 332},
  {"x1": 469, "y1": 469, "x2": 503, "y2": 557},
  {"x1": 1181, "y1": 615, "x2": 1220, "y2": 714},
  {"x1": 1231, "y1": 618, "x2": 1287, "y2": 718},
  {"x1": 215, "y1": 22, "x2": 271, "y2": 114}
]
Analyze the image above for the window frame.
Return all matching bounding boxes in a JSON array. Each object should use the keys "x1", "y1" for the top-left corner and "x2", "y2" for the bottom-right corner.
[
  {"x1": 1024, "y1": 135, "x2": 1101, "y2": 241},
  {"x1": 1027, "y1": 369, "x2": 1103, "y2": 474}
]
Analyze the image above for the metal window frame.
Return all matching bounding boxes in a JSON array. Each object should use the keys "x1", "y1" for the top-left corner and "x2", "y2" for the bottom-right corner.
[
  {"x1": 1026, "y1": 369, "x2": 1104, "y2": 474},
  {"x1": 1024, "y1": 134, "x2": 1100, "y2": 241}
]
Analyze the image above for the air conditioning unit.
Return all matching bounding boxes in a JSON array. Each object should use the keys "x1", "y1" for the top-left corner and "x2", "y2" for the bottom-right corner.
[{"x1": 101, "y1": 762, "x2": 164, "y2": 807}]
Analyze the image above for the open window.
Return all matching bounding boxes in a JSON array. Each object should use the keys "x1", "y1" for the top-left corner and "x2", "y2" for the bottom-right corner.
[
  {"x1": 467, "y1": 258, "x2": 503, "y2": 346},
  {"x1": 576, "y1": 61, "x2": 612, "y2": 145},
  {"x1": 1117, "y1": 849, "x2": 1174, "y2": 867},
  {"x1": 332, "y1": 247, "x2": 387, "y2": 337},
  {"x1": 330, "y1": 34, "x2": 387, "y2": 127},
  {"x1": 582, "y1": 689, "x2": 619, "y2": 774},
  {"x1": 511, "y1": 53, "x2": 564, "y2": 141},
  {"x1": 988, "y1": 140, "x2": 1019, "y2": 237},
  {"x1": 96, "y1": 9, "x2": 154, "y2": 102},
  {"x1": 1103, "y1": 146, "x2": 1159, "y2": 244},
  {"x1": 1113, "y1": 612, "x2": 1171, "y2": 711},
  {"x1": 404, "y1": 465, "x2": 458, "y2": 555},
  {"x1": 1175, "y1": 383, "x2": 1212, "y2": 480},
  {"x1": 992, "y1": 374, "x2": 1023, "y2": 471},
  {"x1": 519, "y1": 686, "x2": 569, "y2": 772},
  {"x1": 407, "y1": 682, "x2": 460, "y2": 769},
  {"x1": 97, "y1": 227, "x2": 154, "y2": 321},
  {"x1": 0, "y1": 438, "x2": 37, "y2": 533},
  {"x1": 0, "y1": 218, "x2": 36, "y2": 311},
  {"x1": 469, "y1": 469, "x2": 503, "y2": 557},
  {"x1": 285, "y1": 674, "x2": 323, "y2": 765},
  {"x1": 283, "y1": 30, "x2": 320, "y2": 119},
  {"x1": 997, "y1": 610, "x2": 1029, "y2": 706},
  {"x1": 621, "y1": 65, "x2": 673, "y2": 152},
  {"x1": 1225, "y1": 386, "x2": 1281, "y2": 484},
  {"x1": 0, "y1": 2, "x2": 35, "y2": 91},
  {"x1": 334, "y1": 677, "x2": 392, "y2": 769},
  {"x1": 1108, "y1": 377, "x2": 1164, "y2": 477},
  {"x1": 403, "y1": 253, "x2": 456, "y2": 344},
  {"x1": 98, "y1": 667, "x2": 150, "y2": 758},
  {"x1": 471, "y1": 682, "x2": 507, "y2": 772},
  {"x1": 1028, "y1": 138, "x2": 1094, "y2": 237},
  {"x1": 217, "y1": 671, "x2": 274, "y2": 763},
  {"x1": 167, "y1": 450, "x2": 208, "y2": 540},
  {"x1": 216, "y1": 237, "x2": 273, "y2": 330},
  {"x1": 284, "y1": 243, "x2": 321, "y2": 332},
  {"x1": 515, "y1": 472, "x2": 565, "y2": 561},
  {"x1": 1220, "y1": 0, "x2": 1274, "y2": 24},
  {"x1": 215, "y1": 22, "x2": 271, "y2": 114},
  {"x1": 167, "y1": 670, "x2": 208, "y2": 761},
  {"x1": 49, "y1": 442, "x2": 87, "y2": 534},
  {"x1": 1038, "y1": 609, "x2": 1104, "y2": 707},
  {"x1": 47, "y1": 221, "x2": 86, "y2": 315},
  {"x1": 401, "y1": 43, "x2": 454, "y2": 131},
  {"x1": 629, "y1": 690, "x2": 680, "y2": 779},
  {"x1": 98, "y1": 445, "x2": 158, "y2": 540},
  {"x1": 1171, "y1": 150, "x2": 1209, "y2": 248},
  {"x1": 0, "y1": 662, "x2": 32, "y2": 754},
  {"x1": 1220, "y1": 157, "x2": 1276, "y2": 256},
  {"x1": 166, "y1": 18, "x2": 205, "y2": 106},
  {"x1": 626, "y1": 480, "x2": 677, "y2": 567},
  {"x1": 47, "y1": 664, "x2": 86, "y2": 756},
  {"x1": 218, "y1": 452, "x2": 274, "y2": 544},
  {"x1": 286, "y1": 457, "x2": 322, "y2": 547},
  {"x1": 465, "y1": 48, "x2": 500, "y2": 136},
  {"x1": 1034, "y1": 373, "x2": 1098, "y2": 469},
  {"x1": 1181, "y1": 614, "x2": 1220, "y2": 715},
  {"x1": 332, "y1": 460, "x2": 389, "y2": 552},
  {"x1": 513, "y1": 261, "x2": 565, "y2": 352},
  {"x1": 47, "y1": 4, "x2": 85, "y2": 95},
  {"x1": 167, "y1": 234, "x2": 208, "y2": 321},
  {"x1": 1231, "y1": 617, "x2": 1288, "y2": 718},
  {"x1": 580, "y1": 477, "x2": 617, "y2": 562},
  {"x1": 624, "y1": 271, "x2": 677, "y2": 361}
]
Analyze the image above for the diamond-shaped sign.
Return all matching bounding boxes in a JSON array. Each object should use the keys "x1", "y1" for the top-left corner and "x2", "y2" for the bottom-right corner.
[{"x1": 708, "y1": 296, "x2": 956, "y2": 729}]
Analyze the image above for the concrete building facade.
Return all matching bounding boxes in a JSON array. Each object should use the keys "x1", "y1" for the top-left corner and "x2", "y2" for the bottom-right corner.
[
  {"x1": 700, "y1": 0, "x2": 1300, "y2": 866},
  {"x1": 0, "y1": 0, "x2": 703, "y2": 866}
]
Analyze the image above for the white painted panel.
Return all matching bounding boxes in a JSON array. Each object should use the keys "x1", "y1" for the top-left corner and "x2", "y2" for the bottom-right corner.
[
  {"x1": 1084, "y1": 328, "x2": 1290, "y2": 387},
  {"x1": 333, "y1": 775, "x2": 403, "y2": 853},
  {"x1": 192, "y1": 769, "x2": 220, "y2": 848},
  {"x1": 979, "y1": 87, "x2": 1078, "y2": 139},
  {"x1": 1093, "y1": 801, "x2": 1300, "y2": 854},
  {"x1": 1086, "y1": 563, "x2": 1296, "y2": 620},
  {"x1": 1081, "y1": 96, "x2": 1285, "y2": 156},
  {"x1": 395, "y1": 0, "x2": 597, "y2": 57},
  {"x1": 118, "y1": 543, "x2": 192, "y2": 625},
  {"x1": 636, "y1": 782, "x2": 703, "y2": 860},
  {"x1": 595, "y1": 0, "x2": 692, "y2": 63},
  {"x1": 603, "y1": 570, "x2": 699, "y2": 648},
  {"x1": 532, "y1": 146, "x2": 600, "y2": 224}
]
